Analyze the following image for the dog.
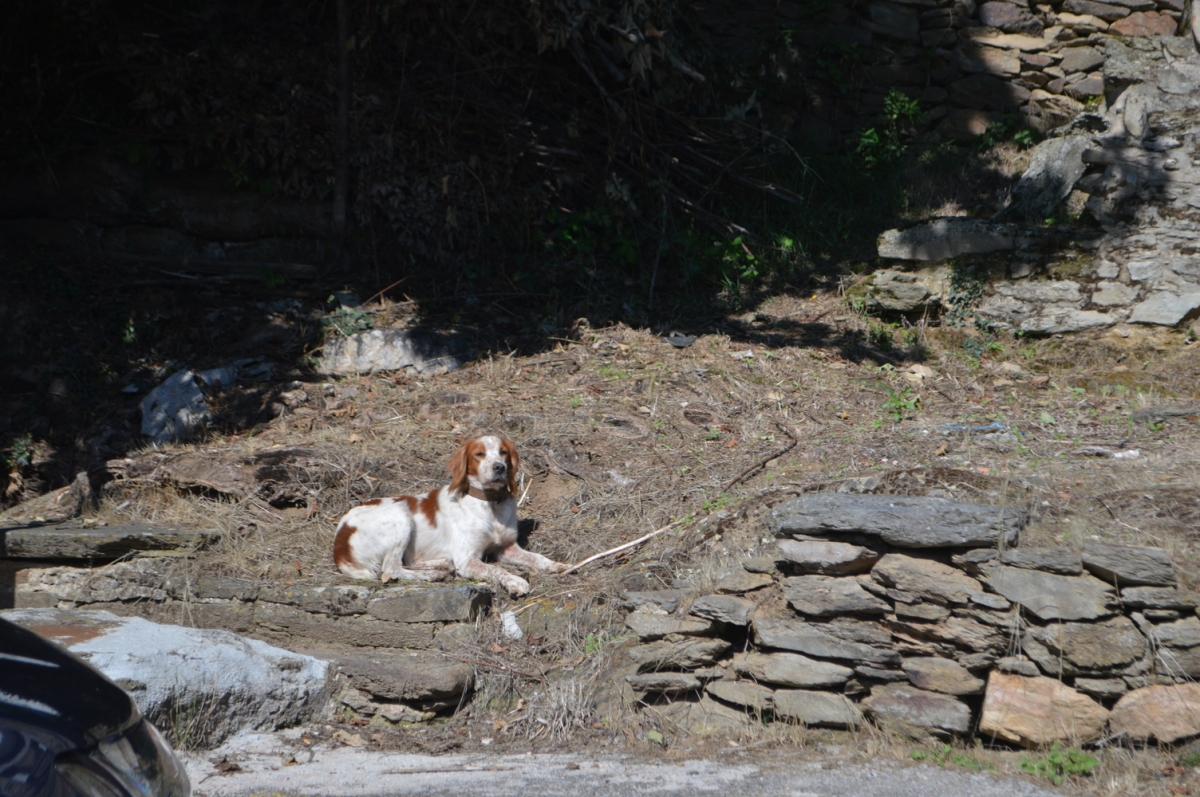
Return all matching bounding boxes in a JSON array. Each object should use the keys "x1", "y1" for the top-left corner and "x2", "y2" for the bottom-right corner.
[{"x1": 332, "y1": 435, "x2": 569, "y2": 597}]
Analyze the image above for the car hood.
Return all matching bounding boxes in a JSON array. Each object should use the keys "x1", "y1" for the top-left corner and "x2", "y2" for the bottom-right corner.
[{"x1": 0, "y1": 618, "x2": 138, "y2": 753}]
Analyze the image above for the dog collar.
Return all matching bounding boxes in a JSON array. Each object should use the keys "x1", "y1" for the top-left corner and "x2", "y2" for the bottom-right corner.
[{"x1": 467, "y1": 486, "x2": 510, "y2": 503}]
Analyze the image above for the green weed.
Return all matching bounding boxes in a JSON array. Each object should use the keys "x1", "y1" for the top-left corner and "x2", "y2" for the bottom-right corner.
[
  {"x1": 1019, "y1": 743, "x2": 1099, "y2": 786},
  {"x1": 882, "y1": 386, "x2": 920, "y2": 422},
  {"x1": 911, "y1": 744, "x2": 993, "y2": 771},
  {"x1": 322, "y1": 302, "x2": 374, "y2": 336}
]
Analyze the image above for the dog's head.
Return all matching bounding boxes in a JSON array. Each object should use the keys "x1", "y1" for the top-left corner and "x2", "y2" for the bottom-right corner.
[{"x1": 449, "y1": 434, "x2": 519, "y2": 497}]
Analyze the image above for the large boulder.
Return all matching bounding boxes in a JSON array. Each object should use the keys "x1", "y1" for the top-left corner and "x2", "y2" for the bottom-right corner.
[
  {"x1": 877, "y1": 218, "x2": 1020, "y2": 262},
  {"x1": 768, "y1": 494, "x2": 1027, "y2": 549},
  {"x1": 980, "y1": 672, "x2": 1110, "y2": 747},
  {"x1": 862, "y1": 683, "x2": 972, "y2": 736},
  {"x1": 321, "y1": 329, "x2": 471, "y2": 376},
  {"x1": 1109, "y1": 684, "x2": 1200, "y2": 742},
  {"x1": 1, "y1": 608, "x2": 329, "y2": 747},
  {"x1": 981, "y1": 567, "x2": 1116, "y2": 621}
]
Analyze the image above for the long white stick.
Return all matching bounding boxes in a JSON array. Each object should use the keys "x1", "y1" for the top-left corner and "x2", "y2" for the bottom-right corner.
[{"x1": 558, "y1": 522, "x2": 678, "y2": 576}]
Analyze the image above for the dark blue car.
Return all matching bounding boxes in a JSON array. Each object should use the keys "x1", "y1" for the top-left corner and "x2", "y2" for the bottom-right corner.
[{"x1": 0, "y1": 617, "x2": 190, "y2": 797}]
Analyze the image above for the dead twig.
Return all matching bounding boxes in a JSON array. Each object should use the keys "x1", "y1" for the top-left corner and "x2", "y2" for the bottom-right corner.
[
  {"x1": 722, "y1": 422, "x2": 798, "y2": 491},
  {"x1": 559, "y1": 522, "x2": 679, "y2": 576}
]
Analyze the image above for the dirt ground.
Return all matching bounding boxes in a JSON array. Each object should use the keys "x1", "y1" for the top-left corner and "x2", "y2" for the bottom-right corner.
[{"x1": 12, "y1": 287, "x2": 1200, "y2": 796}]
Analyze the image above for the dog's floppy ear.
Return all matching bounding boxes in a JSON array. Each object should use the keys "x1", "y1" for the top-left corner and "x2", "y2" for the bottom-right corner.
[
  {"x1": 448, "y1": 440, "x2": 471, "y2": 496},
  {"x1": 501, "y1": 438, "x2": 520, "y2": 496}
]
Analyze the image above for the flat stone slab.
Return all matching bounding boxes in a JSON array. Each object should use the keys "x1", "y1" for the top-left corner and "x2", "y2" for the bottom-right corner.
[
  {"x1": 980, "y1": 671, "x2": 1109, "y2": 747},
  {"x1": 769, "y1": 494, "x2": 1026, "y2": 549},
  {"x1": 629, "y1": 638, "x2": 731, "y2": 672},
  {"x1": 981, "y1": 566, "x2": 1116, "y2": 621},
  {"x1": 0, "y1": 525, "x2": 219, "y2": 559},
  {"x1": 753, "y1": 618, "x2": 899, "y2": 666},
  {"x1": 862, "y1": 683, "x2": 972, "y2": 735},
  {"x1": 1025, "y1": 616, "x2": 1147, "y2": 676},
  {"x1": 775, "y1": 539, "x2": 881, "y2": 575},
  {"x1": 781, "y1": 575, "x2": 890, "y2": 617},
  {"x1": 625, "y1": 610, "x2": 715, "y2": 642},
  {"x1": 731, "y1": 651, "x2": 854, "y2": 688},
  {"x1": 2, "y1": 608, "x2": 328, "y2": 747},
  {"x1": 871, "y1": 554, "x2": 985, "y2": 605},
  {"x1": 773, "y1": 689, "x2": 863, "y2": 728},
  {"x1": 625, "y1": 673, "x2": 701, "y2": 693},
  {"x1": 622, "y1": 590, "x2": 683, "y2": 613},
  {"x1": 1121, "y1": 587, "x2": 1196, "y2": 610},
  {"x1": 366, "y1": 586, "x2": 492, "y2": 623},
  {"x1": 335, "y1": 651, "x2": 474, "y2": 707},
  {"x1": 877, "y1": 218, "x2": 1020, "y2": 261},
  {"x1": 997, "y1": 546, "x2": 1082, "y2": 575},
  {"x1": 1082, "y1": 542, "x2": 1176, "y2": 587},
  {"x1": 902, "y1": 657, "x2": 985, "y2": 695},
  {"x1": 688, "y1": 594, "x2": 756, "y2": 626},
  {"x1": 706, "y1": 680, "x2": 774, "y2": 712}
]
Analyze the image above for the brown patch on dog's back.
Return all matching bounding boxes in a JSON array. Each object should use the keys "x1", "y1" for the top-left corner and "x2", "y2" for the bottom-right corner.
[
  {"x1": 361, "y1": 498, "x2": 384, "y2": 506},
  {"x1": 333, "y1": 522, "x2": 357, "y2": 568},
  {"x1": 418, "y1": 490, "x2": 440, "y2": 527},
  {"x1": 401, "y1": 495, "x2": 418, "y2": 513}
]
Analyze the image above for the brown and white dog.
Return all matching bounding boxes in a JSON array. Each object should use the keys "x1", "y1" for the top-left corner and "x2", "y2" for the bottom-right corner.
[{"x1": 332, "y1": 435, "x2": 568, "y2": 597}]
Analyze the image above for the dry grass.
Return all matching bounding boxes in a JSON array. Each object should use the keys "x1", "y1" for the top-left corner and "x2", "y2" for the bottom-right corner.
[{"x1": 78, "y1": 292, "x2": 1200, "y2": 794}]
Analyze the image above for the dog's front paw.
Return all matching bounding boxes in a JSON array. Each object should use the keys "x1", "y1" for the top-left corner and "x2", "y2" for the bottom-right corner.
[
  {"x1": 501, "y1": 574, "x2": 531, "y2": 597},
  {"x1": 548, "y1": 561, "x2": 572, "y2": 574}
]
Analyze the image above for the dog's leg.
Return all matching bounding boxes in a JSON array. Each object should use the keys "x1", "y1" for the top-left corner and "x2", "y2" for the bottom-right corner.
[
  {"x1": 380, "y1": 549, "x2": 451, "y2": 583},
  {"x1": 496, "y1": 544, "x2": 570, "y2": 574},
  {"x1": 456, "y1": 557, "x2": 531, "y2": 597}
]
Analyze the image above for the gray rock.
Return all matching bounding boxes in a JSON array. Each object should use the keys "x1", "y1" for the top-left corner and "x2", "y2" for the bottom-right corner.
[
  {"x1": 321, "y1": 329, "x2": 470, "y2": 376},
  {"x1": 902, "y1": 657, "x2": 985, "y2": 695},
  {"x1": 140, "y1": 361, "x2": 272, "y2": 443},
  {"x1": 625, "y1": 673, "x2": 701, "y2": 693},
  {"x1": 866, "y1": 2, "x2": 920, "y2": 40},
  {"x1": 895, "y1": 602, "x2": 951, "y2": 622},
  {"x1": 335, "y1": 651, "x2": 474, "y2": 708},
  {"x1": 689, "y1": 595, "x2": 757, "y2": 626},
  {"x1": 1130, "y1": 404, "x2": 1200, "y2": 425},
  {"x1": 855, "y1": 665, "x2": 910, "y2": 681},
  {"x1": 257, "y1": 584, "x2": 375, "y2": 616},
  {"x1": 998, "y1": 547, "x2": 1082, "y2": 575},
  {"x1": 781, "y1": 576, "x2": 891, "y2": 617},
  {"x1": 366, "y1": 586, "x2": 492, "y2": 623},
  {"x1": 1082, "y1": 542, "x2": 1176, "y2": 587},
  {"x1": 871, "y1": 555, "x2": 985, "y2": 605},
  {"x1": 2, "y1": 608, "x2": 328, "y2": 747},
  {"x1": 996, "y1": 656, "x2": 1041, "y2": 676},
  {"x1": 949, "y1": 74, "x2": 1031, "y2": 111},
  {"x1": 862, "y1": 683, "x2": 972, "y2": 735},
  {"x1": 868, "y1": 270, "x2": 937, "y2": 312},
  {"x1": 981, "y1": 566, "x2": 1116, "y2": 621},
  {"x1": 706, "y1": 680, "x2": 775, "y2": 712},
  {"x1": 628, "y1": 637, "x2": 731, "y2": 671},
  {"x1": 878, "y1": 218, "x2": 1020, "y2": 262},
  {"x1": 1129, "y1": 292, "x2": 1200, "y2": 326},
  {"x1": 753, "y1": 618, "x2": 900, "y2": 666},
  {"x1": 952, "y1": 549, "x2": 998, "y2": 575},
  {"x1": 1064, "y1": 0, "x2": 1131, "y2": 18},
  {"x1": 773, "y1": 690, "x2": 863, "y2": 728},
  {"x1": 1018, "y1": 309, "x2": 1116, "y2": 335},
  {"x1": 1025, "y1": 616, "x2": 1147, "y2": 676},
  {"x1": 0, "y1": 525, "x2": 219, "y2": 560},
  {"x1": 956, "y1": 652, "x2": 997, "y2": 672},
  {"x1": 1000, "y1": 136, "x2": 1091, "y2": 223},
  {"x1": 622, "y1": 590, "x2": 683, "y2": 613},
  {"x1": 953, "y1": 42, "x2": 1022, "y2": 75},
  {"x1": 979, "y1": 1, "x2": 1044, "y2": 34},
  {"x1": 1075, "y1": 677, "x2": 1128, "y2": 698},
  {"x1": 776, "y1": 539, "x2": 881, "y2": 575},
  {"x1": 1091, "y1": 281, "x2": 1139, "y2": 306},
  {"x1": 1061, "y1": 47, "x2": 1106, "y2": 74},
  {"x1": 731, "y1": 651, "x2": 854, "y2": 688},
  {"x1": 639, "y1": 695, "x2": 757, "y2": 734},
  {"x1": 1121, "y1": 587, "x2": 1196, "y2": 610},
  {"x1": 1151, "y1": 616, "x2": 1200, "y2": 649},
  {"x1": 969, "y1": 592, "x2": 1012, "y2": 610},
  {"x1": 625, "y1": 610, "x2": 715, "y2": 642},
  {"x1": 887, "y1": 615, "x2": 1005, "y2": 653},
  {"x1": 713, "y1": 570, "x2": 774, "y2": 594},
  {"x1": 824, "y1": 618, "x2": 894, "y2": 647},
  {"x1": 768, "y1": 493, "x2": 1026, "y2": 549}
]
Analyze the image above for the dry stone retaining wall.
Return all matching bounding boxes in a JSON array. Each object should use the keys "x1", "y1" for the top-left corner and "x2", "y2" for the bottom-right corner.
[{"x1": 624, "y1": 492, "x2": 1200, "y2": 745}]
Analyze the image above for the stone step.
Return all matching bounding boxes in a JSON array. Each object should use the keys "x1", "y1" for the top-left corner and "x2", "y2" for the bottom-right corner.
[{"x1": 0, "y1": 524, "x2": 219, "y2": 559}]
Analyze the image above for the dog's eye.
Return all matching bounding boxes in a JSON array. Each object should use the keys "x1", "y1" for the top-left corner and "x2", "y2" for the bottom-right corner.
[{"x1": 474, "y1": 451, "x2": 485, "y2": 458}]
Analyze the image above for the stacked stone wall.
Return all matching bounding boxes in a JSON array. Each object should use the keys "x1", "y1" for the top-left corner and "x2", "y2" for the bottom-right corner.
[
  {"x1": 694, "y1": 0, "x2": 1189, "y2": 146},
  {"x1": 624, "y1": 492, "x2": 1200, "y2": 745}
]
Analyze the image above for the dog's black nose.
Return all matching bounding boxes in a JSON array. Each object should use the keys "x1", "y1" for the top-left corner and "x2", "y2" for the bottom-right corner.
[{"x1": 492, "y1": 462, "x2": 506, "y2": 475}]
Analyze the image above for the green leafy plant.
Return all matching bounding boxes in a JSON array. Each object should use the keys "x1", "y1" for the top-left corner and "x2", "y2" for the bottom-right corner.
[
  {"x1": 701, "y1": 493, "x2": 730, "y2": 513},
  {"x1": 975, "y1": 114, "x2": 1037, "y2": 150},
  {"x1": 322, "y1": 302, "x2": 375, "y2": 337},
  {"x1": 5, "y1": 432, "x2": 35, "y2": 469},
  {"x1": 912, "y1": 744, "x2": 992, "y2": 771},
  {"x1": 946, "y1": 262, "x2": 987, "y2": 327},
  {"x1": 857, "y1": 89, "x2": 921, "y2": 172},
  {"x1": 1019, "y1": 744, "x2": 1099, "y2": 786},
  {"x1": 882, "y1": 386, "x2": 920, "y2": 422}
]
